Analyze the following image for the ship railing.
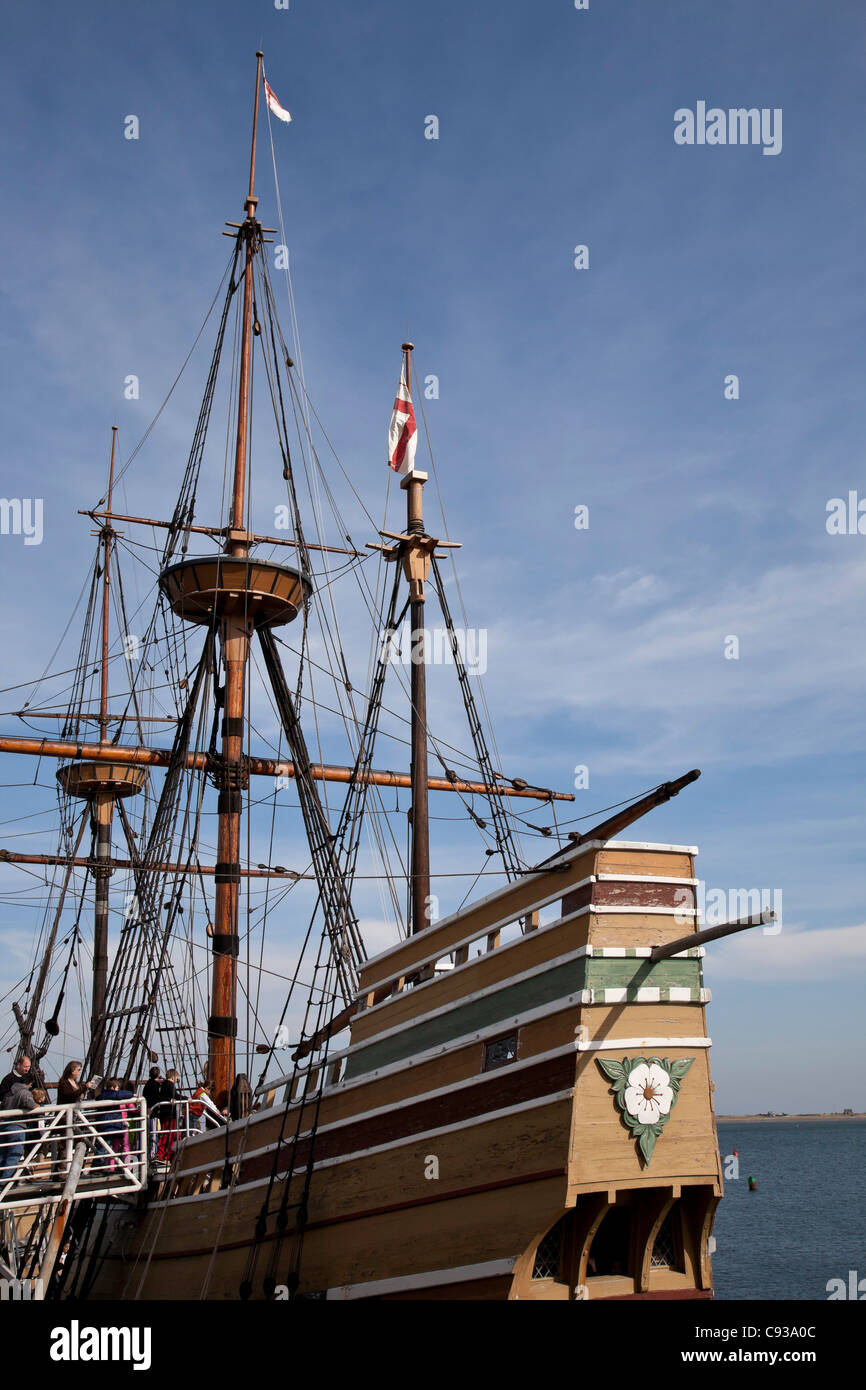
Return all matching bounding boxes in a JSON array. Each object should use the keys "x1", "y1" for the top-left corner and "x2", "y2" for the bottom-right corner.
[
  {"x1": 147, "y1": 1098, "x2": 224, "y2": 1166},
  {"x1": 0, "y1": 1097, "x2": 148, "y2": 1211}
]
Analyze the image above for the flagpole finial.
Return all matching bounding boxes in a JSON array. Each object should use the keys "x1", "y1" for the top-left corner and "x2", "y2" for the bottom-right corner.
[
  {"x1": 402, "y1": 342, "x2": 414, "y2": 353},
  {"x1": 256, "y1": 49, "x2": 264, "y2": 57}
]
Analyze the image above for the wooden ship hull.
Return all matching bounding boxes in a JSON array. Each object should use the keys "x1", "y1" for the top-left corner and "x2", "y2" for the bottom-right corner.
[{"x1": 87, "y1": 837, "x2": 721, "y2": 1301}]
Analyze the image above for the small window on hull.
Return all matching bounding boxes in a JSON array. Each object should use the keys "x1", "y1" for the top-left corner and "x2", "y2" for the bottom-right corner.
[
  {"x1": 650, "y1": 1208, "x2": 683, "y2": 1271},
  {"x1": 483, "y1": 1033, "x2": 517, "y2": 1071},
  {"x1": 532, "y1": 1215, "x2": 567, "y2": 1280}
]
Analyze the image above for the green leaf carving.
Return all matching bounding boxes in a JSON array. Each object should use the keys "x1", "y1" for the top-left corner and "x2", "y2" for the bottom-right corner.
[
  {"x1": 597, "y1": 1054, "x2": 696, "y2": 1168},
  {"x1": 668, "y1": 1058, "x2": 695, "y2": 1081},
  {"x1": 639, "y1": 1127, "x2": 658, "y2": 1163}
]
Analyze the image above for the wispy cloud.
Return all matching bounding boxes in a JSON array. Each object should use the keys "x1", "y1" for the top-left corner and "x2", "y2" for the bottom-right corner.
[{"x1": 705, "y1": 921, "x2": 866, "y2": 982}]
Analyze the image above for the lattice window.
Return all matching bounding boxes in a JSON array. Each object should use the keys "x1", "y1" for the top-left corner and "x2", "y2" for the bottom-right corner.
[
  {"x1": 483, "y1": 1033, "x2": 517, "y2": 1071},
  {"x1": 650, "y1": 1210, "x2": 678, "y2": 1268},
  {"x1": 532, "y1": 1216, "x2": 566, "y2": 1280}
]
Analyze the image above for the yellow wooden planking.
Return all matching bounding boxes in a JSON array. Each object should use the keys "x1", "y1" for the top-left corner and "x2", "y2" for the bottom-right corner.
[
  {"x1": 568, "y1": 1048, "x2": 720, "y2": 1190},
  {"x1": 595, "y1": 849, "x2": 694, "y2": 878}
]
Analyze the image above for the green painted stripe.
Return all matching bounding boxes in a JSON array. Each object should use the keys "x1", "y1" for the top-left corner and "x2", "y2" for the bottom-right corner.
[
  {"x1": 345, "y1": 955, "x2": 704, "y2": 1081},
  {"x1": 586, "y1": 958, "x2": 701, "y2": 989},
  {"x1": 345, "y1": 958, "x2": 587, "y2": 1080}
]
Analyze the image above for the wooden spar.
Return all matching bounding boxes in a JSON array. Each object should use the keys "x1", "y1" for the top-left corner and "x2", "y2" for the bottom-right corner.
[
  {"x1": 533, "y1": 769, "x2": 701, "y2": 871},
  {"x1": 0, "y1": 849, "x2": 312, "y2": 880},
  {"x1": 0, "y1": 734, "x2": 572, "y2": 799},
  {"x1": 230, "y1": 52, "x2": 263, "y2": 545},
  {"x1": 79, "y1": 509, "x2": 363, "y2": 559},
  {"x1": 649, "y1": 908, "x2": 776, "y2": 963},
  {"x1": 91, "y1": 427, "x2": 121, "y2": 1075},
  {"x1": 15, "y1": 712, "x2": 180, "y2": 723},
  {"x1": 399, "y1": 345, "x2": 431, "y2": 936},
  {"x1": 207, "y1": 49, "x2": 265, "y2": 1109},
  {"x1": 98, "y1": 428, "x2": 117, "y2": 744}
]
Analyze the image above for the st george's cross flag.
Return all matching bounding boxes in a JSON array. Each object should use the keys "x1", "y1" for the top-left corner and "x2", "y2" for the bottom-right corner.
[
  {"x1": 387, "y1": 361, "x2": 417, "y2": 474},
  {"x1": 264, "y1": 78, "x2": 292, "y2": 123}
]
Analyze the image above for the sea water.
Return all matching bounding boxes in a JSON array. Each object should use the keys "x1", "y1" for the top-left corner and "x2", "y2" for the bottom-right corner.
[{"x1": 713, "y1": 1120, "x2": 865, "y2": 1300}]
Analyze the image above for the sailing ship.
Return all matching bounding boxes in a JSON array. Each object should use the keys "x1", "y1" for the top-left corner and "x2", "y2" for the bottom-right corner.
[{"x1": 0, "y1": 54, "x2": 771, "y2": 1302}]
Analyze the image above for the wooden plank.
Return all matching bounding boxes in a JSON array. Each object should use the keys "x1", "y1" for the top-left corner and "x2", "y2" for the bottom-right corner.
[
  {"x1": 239, "y1": 1053, "x2": 577, "y2": 1183},
  {"x1": 585, "y1": 912, "x2": 700, "y2": 950},
  {"x1": 103, "y1": 1108, "x2": 574, "y2": 1298},
  {"x1": 595, "y1": 850, "x2": 693, "y2": 878},
  {"x1": 569, "y1": 1048, "x2": 718, "y2": 1189}
]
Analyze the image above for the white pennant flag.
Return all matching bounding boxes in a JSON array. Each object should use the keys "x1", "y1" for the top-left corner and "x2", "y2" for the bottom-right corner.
[{"x1": 264, "y1": 78, "x2": 291, "y2": 124}]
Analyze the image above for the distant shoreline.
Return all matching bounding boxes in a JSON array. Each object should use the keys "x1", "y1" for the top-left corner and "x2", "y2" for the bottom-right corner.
[{"x1": 717, "y1": 1113, "x2": 865, "y2": 1123}]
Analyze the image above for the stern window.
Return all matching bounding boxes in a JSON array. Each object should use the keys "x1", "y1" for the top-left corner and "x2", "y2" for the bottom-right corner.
[{"x1": 483, "y1": 1033, "x2": 517, "y2": 1071}]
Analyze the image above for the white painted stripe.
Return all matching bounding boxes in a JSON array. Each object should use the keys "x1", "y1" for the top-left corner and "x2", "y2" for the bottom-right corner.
[
  {"x1": 360, "y1": 838, "x2": 698, "y2": 971},
  {"x1": 596, "y1": 875, "x2": 699, "y2": 886},
  {"x1": 591, "y1": 905, "x2": 697, "y2": 917},
  {"x1": 577, "y1": 1036, "x2": 710, "y2": 1051},
  {"x1": 588, "y1": 987, "x2": 710, "y2": 1005},
  {"x1": 588, "y1": 946, "x2": 705, "y2": 958},
  {"x1": 326, "y1": 1257, "x2": 516, "y2": 1300}
]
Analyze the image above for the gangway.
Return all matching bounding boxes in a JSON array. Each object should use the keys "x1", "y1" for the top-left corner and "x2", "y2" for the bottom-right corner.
[
  {"x1": 0, "y1": 1097, "x2": 148, "y2": 1211},
  {"x1": 0, "y1": 1097, "x2": 148, "y2": 1299}
]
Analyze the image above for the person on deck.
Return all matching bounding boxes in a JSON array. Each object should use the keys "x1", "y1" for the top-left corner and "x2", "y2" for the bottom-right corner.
[
  {"x1": 142, "y1": 1066, "x2": 163, "y2": 1159},
  {"x1": 0, "y1": 1054, "x2": 33, "y2": 1103},
  {"x1": 154, "y1": 1069, "x2": 185, "y2": 1162},
  {"x1": 0, "y1": 1079, "x2": 39, "y2": 1181},
  {"x1": 96, "y1": 1078, "x2": 135, "y2": 1172},
  {"x1": 57, "y1": 1060, "x2": 91, "y2": 1105},
  {"x1": 189, "y1": 1079, "x2": 211, "y2": 1133},
  {"x1": 54, "y1": 1061, "x2": 90, "y2": 1176}
]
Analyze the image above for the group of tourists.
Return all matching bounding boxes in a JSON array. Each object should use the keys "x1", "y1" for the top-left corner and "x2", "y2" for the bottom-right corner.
[{"x1": 0, "y1": 1055, "x2": 229, "y2": 1184}]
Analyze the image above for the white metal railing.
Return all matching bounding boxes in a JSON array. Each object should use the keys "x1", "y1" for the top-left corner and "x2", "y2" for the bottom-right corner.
[{"x1": 0, "y1": 1097, "x2": 148, "y2": 1210}]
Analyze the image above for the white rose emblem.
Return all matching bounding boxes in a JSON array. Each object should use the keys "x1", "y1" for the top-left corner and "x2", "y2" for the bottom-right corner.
[{"x1": 623, "y1": 1061, "x2": 674, "y2": 1126}]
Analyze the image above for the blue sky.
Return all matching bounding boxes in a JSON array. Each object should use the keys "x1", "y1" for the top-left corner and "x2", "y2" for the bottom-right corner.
[{"x1": 0, "y1": 0, "x2": 864, "y2": 1111}]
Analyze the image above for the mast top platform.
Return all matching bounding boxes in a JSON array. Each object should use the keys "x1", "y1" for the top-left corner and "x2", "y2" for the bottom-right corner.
[
  {"x1": 57, "y1": 761, "x2": 147, "y2": 800},
  {"x1": 159, "y1": 554, "x2": 312, "y2": 629}
]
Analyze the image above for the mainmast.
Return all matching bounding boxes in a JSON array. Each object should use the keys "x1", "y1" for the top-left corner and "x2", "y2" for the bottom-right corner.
[
  {"x1": 155, "y1": 53, "x2": 311, "y2": 1107},
  {"x1": 210, "y1": 51, "x2": 263, "y2": 1108}
]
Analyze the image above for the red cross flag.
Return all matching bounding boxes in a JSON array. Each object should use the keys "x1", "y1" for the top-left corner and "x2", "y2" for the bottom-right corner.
[
  {"x1": 264, "y1": 78, "x2": 291, "y2": 124},
  {"x1": 387, "y1": 360, "x2": 417, "y2": 474}
]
